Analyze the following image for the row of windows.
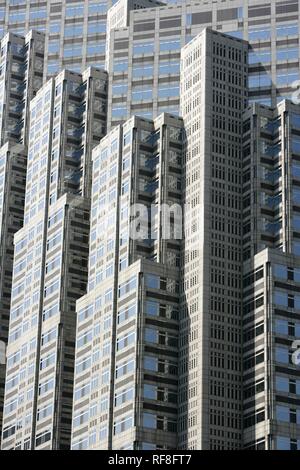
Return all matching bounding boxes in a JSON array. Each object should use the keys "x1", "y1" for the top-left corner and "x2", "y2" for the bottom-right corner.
[
  {"x1": 274, "y1": 290, "x2": 300, "y2": 309},
  {"x1": 113, "y1": 62, "x2": 180, "y2": 76},
  {"x1": 276, "y1": 405, "x2": 300, "y2": 424},
  {"x1": 7, "y1": 1, "x2": 108, "y2": 22}
]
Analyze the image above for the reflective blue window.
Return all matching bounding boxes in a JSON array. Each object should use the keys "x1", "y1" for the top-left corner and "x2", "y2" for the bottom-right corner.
[
  {"x1": 186, "y1": 14, "x2": 192, "y2": 26},
  {"x1": 159, "y1": 40, "x2": 180, "y2": 51},
  {"x1": 277, "y1": 437, "x2": 290, "y2": 450},
  {"x1": 273, "y1": 264, "x2": 287, "y2": 279},
  {"x1": 30, "y1": 9, "x2": 47, "y2": 20},
  {"x1": 276, "y1": 405, "x2": 289, "y2": 422},
  {"x1": 87, "y1": 43, "x2": 105, "y2": 55},
  {"x1": 133, "y1": 43, "x2": 154, "y2": 55},
  {"x1": 275, "y1": 347, "x2": 289, "y2": 364},
  {"x1": 293, "y1": 215, "x2": 300, "y2": 231},
  {"x1": 294, "y1": 268, "x2": 300, "y2": 282},
  {"x1": 132, "y1": 65, "x2": 153, "y2": 78},
  {"x1": 112, "y1": 83, "x2": 128, "y2": 96},
  {"x1": 144, "y1": 356, "x2": 157, "y2": 371},
  {"x1": 113, "y1": 61, "x2": 128, "y2": 73},
  {"x1": 263, "y1": 167, "x2": 281, "y2": 183},
  {"x1": 87, "y1": 21, "x2": 106, "y2": 34},
  {"x1": 292, "y1": 114, "x2": 300, "y2": 128},
  {"x1": 262, "y1": 141, "x2": 281, "y2": 157},
  {"x1": 293, "y1": 241, "x2": 300, "y2": 255},
  {"x1": 158, "y1": 85, "x2": 179, "y2": 98},
  {"x1": 117, "y1": 303, "x2": 136, "y2": 324},
  {"x1": 263, "y1": 193, "x2": 281, "y2": 208},
  {"x1": 63, "y1": 45, "x2": 82, "y2": 57},
  {"x1": 123, "y1": 131, "x2": 131, "y2": 146},
  {"x1": 143, "y1": 413, "x2": 156, "y2": 429},
  {"x1": 159, "y1": 61, "x2": 180, "y2": 75},
  {"x1": 64, "y1": 25, "x2": 83, "y2": 37},
  {"x1": 274, "y1": 291, "x2": 288, "y2": 307},
  {"x1": 88, "y1": 2, "x2": 107, "y2": 14},
  {"x1": 264, "y1": 220, "x2": 282, "y2": 234},
  {"x1": 275, "y1": 376, "x2": 289, "y2": 393},
  {"x1": 249, "y1": 74, "x2": 272, "y2": 88},
  {"x1": 132, "y1": 88, "x2": 152, "y2": 101},
  {"x1": 237, "y1": 6, "x2": 243, "y2": 18},
  {"x1": 145, "y1": 274, "x2": 160, "y2": 289},
  {"x1": 226, "y1": 30, "x2": 243, "y2": 39},
  {"x1": 249, "y1": 50, "x2": 271, "y2": 64},
  {"x1": 275, "y1": 319, "x2": 288, "y2": 335},
  {"x1": 145, "y1": 328, "x2": 158, "y2": 343},
  {"x1": 145, "y1": 301, "x2": 159, "y2": 316},
  {"x1": 49, "y1": 23, "x2": 60, "y2": 33},
  {"x1": 292, "y1": 294, "x2": 300, "y2": 309},
  {"x1": 248, "y1": 28, "x2": 271, "y2": 41},
  {"x1": 144, "y1": 384, "x2": 156, "y2": 399},
  {"x1": 116, "y1": 331, "x2": 135, "y2": 350},
  {"x1": 112, "y1": 83, "x2": 127, "y2": 95},
  {"x1": 66, "y1": 5, "x2": 84, "y2": 17},
  {"x1": 276, "y1": 70, "x2": 299, "y2": 87},
  {"x1": 293, "y1": 187, "x2": 300, "y2": 203},
  {"x1": 9, "y1": 11, "x2": 26, "y2": 23},
  {"x1": 114, "y1": 415, "x2": 133, "y2": 434},
  {"x1": 276, "y1": 47, "x2": 298, "y2": 61},
  {"x1": 48, "y1": 42, "x2": 59, "y2": 54},
  {"x1": 276, "y1": 24, "x2": 298, "y2": 37}
]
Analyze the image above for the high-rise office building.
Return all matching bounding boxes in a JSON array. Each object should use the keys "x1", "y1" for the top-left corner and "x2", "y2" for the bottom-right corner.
[
  {"x1": 0, "y1": 143, "x2": 27, "y2": 348},
  {"x1": 241, "y1": 100, "x2": 300, "y2": 449},
  {"x1": 242, "y1": 248, "x2": 300, "y2": 450},
  {"x1": 71, "y1": 112, "x2": 183, "y2": 450},
  {"x1": 1, "y1": 67, "x2": 107, "y2": 450},
  {"x1": 1, "y1": 0, "x2": 300, "y2": 452},
  {"x1": 0, "y1": 30, "x2": 45, "y2": 147},
  {"x1": 106, "y1": 0, "x2": 300, "y2": 130},
  {"x1": 242, "y1": 100, "x2": 300, "y2": 260},
  {"x1": 179, "y1": 28, "x2": 248, "y2": 450},
  {"x1": 0, "y1": 0, "x2": 164, "y2": 79},
  {"x1": 0, "y1": 338, "x2": 5, "y2": 442},
  {"x1": 0, "y1": 0, "x2": 111, "y2": 78},
  {"x1": 0, "y1": 30, "x2": 45, "y2": 444}
]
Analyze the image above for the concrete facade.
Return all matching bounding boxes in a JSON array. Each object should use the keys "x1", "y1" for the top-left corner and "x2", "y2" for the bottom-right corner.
[
  {"x1": 179, "y1": 28, "x2": 248, "y2": 449},
  {"x1": 1, "y1": 68, "x2": 107, "y2": 449},
  {"x1": 71, "y1": 112, "x2": 183, "y2": 450},
  {"x1": 1, "y1": 0, "x2": 300, "y2": 451},
  {"x1": 0, "y1": 30, "x2": 45, "y2": 445},
  {"x1": 106, "y1": 0, "x2": 300, "y2": 130},
  {"x1": 243, "y1": 249, "x2": 300, "y2": 449}
]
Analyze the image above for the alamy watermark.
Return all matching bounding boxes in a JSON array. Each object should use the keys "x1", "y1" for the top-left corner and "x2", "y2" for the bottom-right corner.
[
  {"x1": 292, "y1": 340, "x2": 300, "y2": 366},
  {"x1": 291, "y1": 80, "x2": 300, "y2": 105},
  {"x1": 94, "y1": 200, "x2": 202, "y2": 244}
]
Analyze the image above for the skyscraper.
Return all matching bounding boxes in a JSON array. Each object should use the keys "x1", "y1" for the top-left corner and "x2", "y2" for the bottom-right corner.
[
  {"x1": 71, "y1": 113, "x2": 183, "y2": 450},
  {"x1": 179, "y1": 28, "x2": 248, "y2": 449},
  {"x1": 106, "y1": 0, "x2": 300, "y2": 130},
  {"x1": 0, "y1": 30, "x2": 45, "y2": 444},
  {"x1": 1, "y1": 0, "x2": 300, "y2": 452},
  {"x1": 1, "y1": 67, "x2": 107, "y2": 450},
  {"x1": 241, "y1": 100, "x2": 300, "y2": 449},
  {"x1": 0, "y1": 0, "x2": 112, "y2": 78},
  {"x1": 0, "y1": 0, "x2": 165, "y2": 80}
]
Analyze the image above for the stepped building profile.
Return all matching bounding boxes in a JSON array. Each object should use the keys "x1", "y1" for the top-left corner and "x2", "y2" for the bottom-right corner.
[{"x1": 1, "y1": 0, "x2": 300, "y2": 451}]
